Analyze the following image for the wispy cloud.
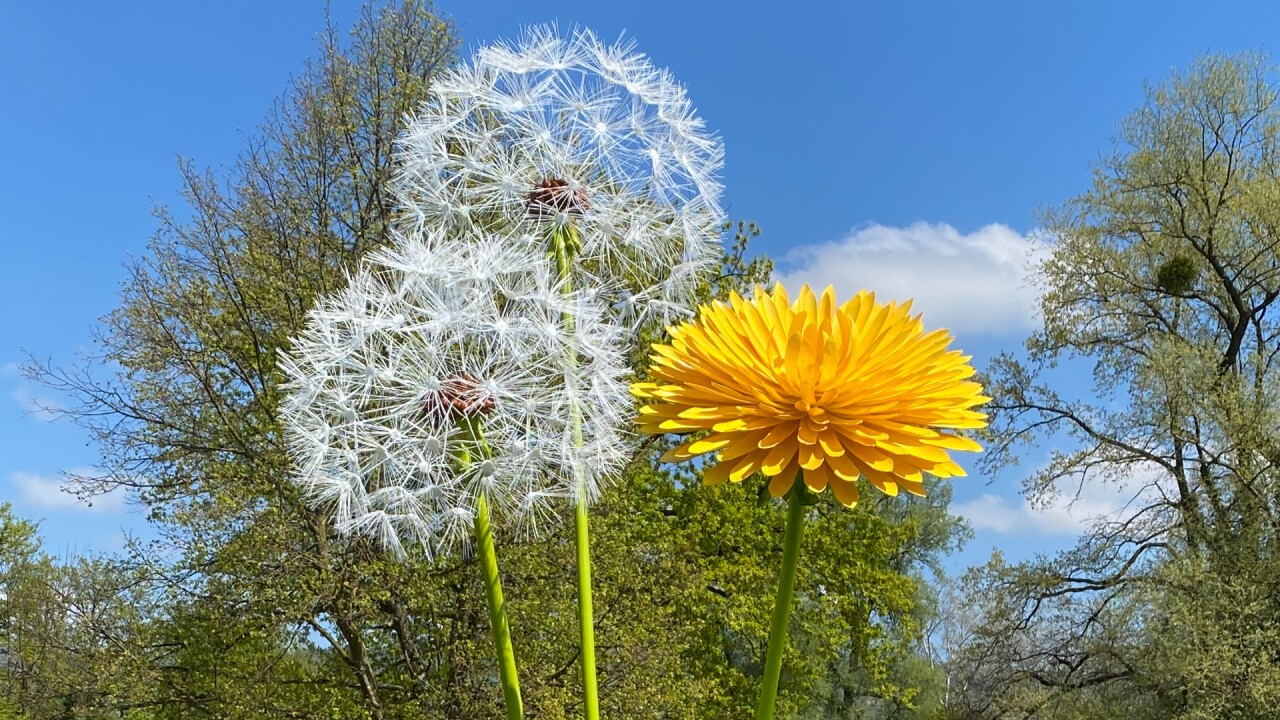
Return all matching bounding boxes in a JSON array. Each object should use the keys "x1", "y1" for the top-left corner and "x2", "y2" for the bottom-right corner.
[
  {"x1": 10, "y1": 387, "x2": 63, "y2": 421},
  {"x1": 3, "y1": 361, "x2": 63, "y2": 422},
  {"x1": 8, "y1": 468, "x2": 126, "y2": 513},
  {"x1": 954, "y1": 463, "x2": 1166, "y2": 536},
  {"x1": 775, "y1": 222, "x2": 1049, "y2": 336},
  {"x1": 952, "y1": 492, "x2": 1105, "y2": 535}
]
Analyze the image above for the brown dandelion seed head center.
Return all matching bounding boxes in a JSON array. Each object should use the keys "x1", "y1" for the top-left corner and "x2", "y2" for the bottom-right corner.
[
  {"x1": 527, "y1": 177, "x2": 588, "y2": 219},
  {"x1": 426, "y1": 372, "x2": 495, "y2": 417}
]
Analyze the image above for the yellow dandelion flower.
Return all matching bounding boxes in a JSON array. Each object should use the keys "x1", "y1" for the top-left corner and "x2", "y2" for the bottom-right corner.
[{"x1": 632, "y1": 282, "x2": 989, "y2": 508}]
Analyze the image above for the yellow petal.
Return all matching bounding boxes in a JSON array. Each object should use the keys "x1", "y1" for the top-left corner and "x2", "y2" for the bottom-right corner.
[
  {"x1": 761, "y1": 439, "x2": 797, "y2": 476},
  {"x1": 759, "y1": 421, "x2": 800, "y2": 450},
  {"x1": 817, "y1": 430, "x2": 845, "y2": 457},
  {"x1": 923, "y1": 434, "x2": 984, "y2": 453},
  {"x1": 899, "y1": 477, "x2": 927, "y2": 496},
  {"x1": 769, "y1": 459, "x2": 800, "y2": 497},
  {"x1": 831, "y1": 477, "x2": 860, "y2": 507},
  {"x1": 660, "y1": 435, "x2": 733, "y2": 463},
  {"x1": 796, "y1": 419, "x2": 822, "y2": 445},
  {"x1": 798, "y1": 443, "x2": 825, "y2": 470},
  {"x1": 727, "y1": 451, "x2": 765, "y2": 483},
  {"x1": 803, "y1": 461, "x2": 831, "y2": 492},
  {"x1": 702, "y1": 460, "x2": 733, "y2": 486}
]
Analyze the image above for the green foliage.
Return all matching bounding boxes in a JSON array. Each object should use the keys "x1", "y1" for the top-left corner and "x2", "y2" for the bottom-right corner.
[
  {"x1": 1, "y1": 505, "x2": 159, "y2": 719},
  {"x1": 1138, "y1": 553, "x2": 1280, "y2": 720},
  {"x1": 1155, "y1": 253, "x2": 1198, "y2": 295}
]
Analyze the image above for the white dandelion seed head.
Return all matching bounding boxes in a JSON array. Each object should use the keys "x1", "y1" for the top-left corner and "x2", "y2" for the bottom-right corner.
[
  {"x1": 279, "y1": 227, "x2": 635, "y2": 558},
  {"x1": 394, "y1": 24, "x2": 725, "y2": 334}
]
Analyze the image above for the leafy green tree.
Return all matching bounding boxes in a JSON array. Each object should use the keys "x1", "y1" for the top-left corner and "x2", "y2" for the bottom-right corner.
[
  {"x1": 954, "y1": 52, "x2": 1280, "y2": 719},
  {"x1": 0, "y1": 503, "x2": 40, "y2": 716},
  {"x1": 1, "y1": 505, "x2": 159, "y2": 719}
]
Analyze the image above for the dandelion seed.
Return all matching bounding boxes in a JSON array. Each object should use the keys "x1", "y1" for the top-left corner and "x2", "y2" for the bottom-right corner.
[{"x1": 394, "y1": 24, "x2": 725, "y2": 333}]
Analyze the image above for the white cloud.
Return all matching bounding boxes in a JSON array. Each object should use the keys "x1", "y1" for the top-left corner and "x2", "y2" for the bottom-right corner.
[
  {"x1": 954, "y1": 463, "x2": 1167, "y2": 536},
  {"x1": 10, "y1": 387, "x2": 63, "y2": 421},
  {"x1": 775, "y1": 222, "x2": 1049, "y2": 336},
  {"x1": 953, "y1": 492, "x2": 1115, "y2": 536},
  {"x1": 8, "y1": 468, "x2": 125, "y2": 513},
  {"x1": 3, "y1": 362, "x2": 63, "y2": 422}
]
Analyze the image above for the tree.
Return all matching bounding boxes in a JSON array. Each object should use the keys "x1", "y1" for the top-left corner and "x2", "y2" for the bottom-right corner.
[
  {"x1": 0, "y1": 503, "x2": 41, "y2": 716},
  {"x1": 954, "y1": 52, "x2": 1280, "y2": 718},
  {"x1": 1, "y1": 505, "x2": 159, "y2": 719}
]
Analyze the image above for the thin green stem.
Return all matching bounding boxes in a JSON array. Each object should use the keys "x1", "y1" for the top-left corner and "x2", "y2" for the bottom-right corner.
[
  {"x1": 574, "y1": 489, "x2": 599, "y2": 718},
  {"x1": 550, "y1": 224, "x2": 600, "y2": 720},
  {"x1": 459, "y1": 418, "x2": 524, "y2": 720},
  {"x1": 474, "y1": 491, "x2": 524, "y2": 720},
  {"x1": 756, "y1": 479, "x2": 808, "y2": 720}
]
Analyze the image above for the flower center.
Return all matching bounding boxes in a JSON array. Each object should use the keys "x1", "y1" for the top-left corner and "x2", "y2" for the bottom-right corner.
[
  {"x1": 527, "y1": 177, "x2": 588, "y2": 219},
  {"x1": 793, "y1": 399, "x2": 828, "y2": 422},
  {"x1": 423, "y1": 372, "x2": 495, "y2": 418}
]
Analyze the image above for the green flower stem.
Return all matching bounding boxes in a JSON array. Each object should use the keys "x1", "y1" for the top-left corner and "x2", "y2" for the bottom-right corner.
[
  {"x1": 756, "y1": 478, "x2": 808, "y2": 720},
  {"x1": 459, "y1": 417, "x2": 524, "y2": 720},
  {"x1": 550, "y1": 224, "x2": 600, "y2": 720},
  {"x1": 475, "y1": 491, "x2": 524, "y2": 720},
  {"x1": 574, "y1": 484, "x2": 599, "y2": 717}
]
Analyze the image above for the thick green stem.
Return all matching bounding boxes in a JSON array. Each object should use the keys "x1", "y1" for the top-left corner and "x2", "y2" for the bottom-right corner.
[
  {"x1": 755, "y1": 480, "x2": 808, "y2": 720},
  {"x1": 550, "y1": 224, "x2": 600, "y2": 719},
  {"x1": 474, "y1": 491, "x2": 524, "y2": 720},
  {"x1": 459, "y1": 418, "x2": 524, "y2": 720}
]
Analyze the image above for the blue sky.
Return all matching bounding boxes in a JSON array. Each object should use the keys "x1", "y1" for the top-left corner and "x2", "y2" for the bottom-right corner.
[{"x1": 2, "y1": 1, "x2": 1277, "y2": 567}]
